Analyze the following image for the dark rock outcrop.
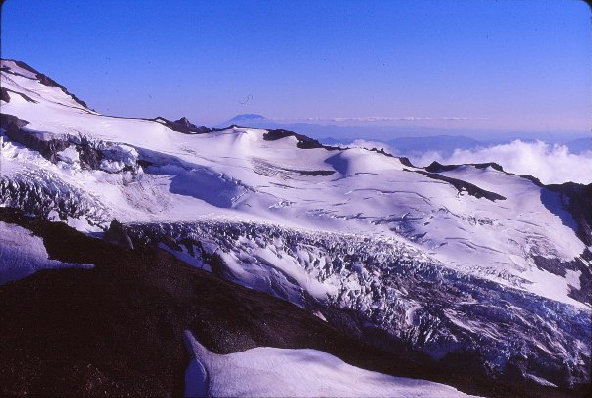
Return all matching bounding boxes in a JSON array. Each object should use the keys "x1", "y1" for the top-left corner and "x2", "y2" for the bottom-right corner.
[
  {"x1": 76, "y1": 139, "x2": 103, "y2": 170},
  {"x1": 410, "y1": 169, "x2": 507, "y2": 201},
  {"x1": 154, "y1": 116, "x2": 211, "y2": 134},
  {"x1": 104, "y1": 219, "x2": 134, "y2": 250},
  {"x1": 170, "y1": 117, "x2": 210, "y2": 134},
  {"x1": 0, "y1": 113, "x2": 29, "y2": 130},
  {"x1": 263, "y1": 128, "x2": 327, "y2": 149},
  {"x1": 474, "y1": 162, "x2": 505, "y2": 172},
  {"x1": 4, "y1": 122, "x2": 70, "y2": 164},
  {"x1": 398, "y1": 156, "x2": 414, "y2": 167},
  {"x1": 366, "y1": 147, "x2": 416, "y2": 167},
  {"x1": 425, "y1": 161, "x2": 505, "y2": 174},
  {"x1": 425, "y1": 161, "x2": 461, "y2": 173},
  {"x1": 0, "y1": 87, "x2": 10, "y2": 102}
]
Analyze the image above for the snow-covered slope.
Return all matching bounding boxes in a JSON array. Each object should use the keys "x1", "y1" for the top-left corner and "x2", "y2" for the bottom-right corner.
[
  {"x1": 184, "y1": 331, "x2": 477, "y2": 398},
  {"x1": 1, "y1": 59, "x2": 591, "y2": 392},
  {"x1": 2, "y1": 59, "x2": 588, "y2": 306}
]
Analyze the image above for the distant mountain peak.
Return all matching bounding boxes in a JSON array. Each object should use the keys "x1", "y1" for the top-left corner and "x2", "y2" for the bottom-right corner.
[{"x1": 228, "y1": 114, "x2": 266, "y2": 123}]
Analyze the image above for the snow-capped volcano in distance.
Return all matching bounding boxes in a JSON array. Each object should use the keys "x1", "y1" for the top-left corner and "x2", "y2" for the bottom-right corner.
[
  {"x1": 1, "y1": 59, "x2": 591, "y2": 397},
  {"x1": 227, "y1": 113, "x2": 267, "y2": 124}
]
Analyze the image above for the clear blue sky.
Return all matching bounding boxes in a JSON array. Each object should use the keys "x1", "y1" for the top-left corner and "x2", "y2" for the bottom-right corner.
[{"x1": 1, "y1": 0, "x2": 590, "y2": 132}]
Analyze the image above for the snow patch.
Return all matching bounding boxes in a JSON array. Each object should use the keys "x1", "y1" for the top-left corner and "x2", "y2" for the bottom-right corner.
[
  {"x1": 566, "y1": 269, "x2": 581, "y2": 290},
  {"x1": 56, "y1": 146, "x2": 80, "y2": 165},
  {"x1": 183, "y1": 331, "x2": 477, "y2": 398}
]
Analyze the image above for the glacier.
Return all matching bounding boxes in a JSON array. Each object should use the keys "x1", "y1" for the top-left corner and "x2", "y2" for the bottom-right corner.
[{"x1": 1, "y1": 58, "x2": 590, "y2": 396}]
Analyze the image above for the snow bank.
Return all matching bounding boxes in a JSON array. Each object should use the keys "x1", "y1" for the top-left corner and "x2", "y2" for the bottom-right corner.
[{"x1": 183, "y1": 331, "x2": 477, "y2": 398}]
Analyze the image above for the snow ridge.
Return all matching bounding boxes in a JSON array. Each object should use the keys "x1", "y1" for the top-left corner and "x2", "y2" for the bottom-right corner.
[{"x1": 183, "y1": 331, "x2": 477, "y2": 398}]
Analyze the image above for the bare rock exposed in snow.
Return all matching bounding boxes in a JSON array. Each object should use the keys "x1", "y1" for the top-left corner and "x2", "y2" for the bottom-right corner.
[
  {"x1": 153, "y1": 116, "x2": 211, "y2": 134},
  {"x1": 104, "y1": 219, "x2": 134, "y2": 250}
]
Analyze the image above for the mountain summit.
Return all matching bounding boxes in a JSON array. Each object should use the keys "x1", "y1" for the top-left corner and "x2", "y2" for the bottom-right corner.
[{"x1": 227, "y1": 113, "x2": 266, "y2": 124}]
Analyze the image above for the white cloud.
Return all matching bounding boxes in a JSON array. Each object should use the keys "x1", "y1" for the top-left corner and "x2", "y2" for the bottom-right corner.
[
  {"x1": 419, "y1": 140, "x2": 592, "y2": 184},
  {"x1": 349, "y1": 139, "x2": 592, "y2": 185}
]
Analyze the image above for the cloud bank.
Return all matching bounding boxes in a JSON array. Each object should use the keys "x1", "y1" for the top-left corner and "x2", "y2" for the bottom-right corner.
[{"x1": 348, "y1": 139, "x2": 592, "y2": 185}]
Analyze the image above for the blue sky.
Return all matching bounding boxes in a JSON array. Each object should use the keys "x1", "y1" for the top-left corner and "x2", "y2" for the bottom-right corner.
[{"x1": 1, "y1": 0, "x2": 590, "y2": 133}]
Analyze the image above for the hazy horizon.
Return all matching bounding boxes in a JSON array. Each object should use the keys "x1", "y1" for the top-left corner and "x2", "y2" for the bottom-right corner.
[{"x1": 2, "y1": 0, "x2": 590, "y2": 136}]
